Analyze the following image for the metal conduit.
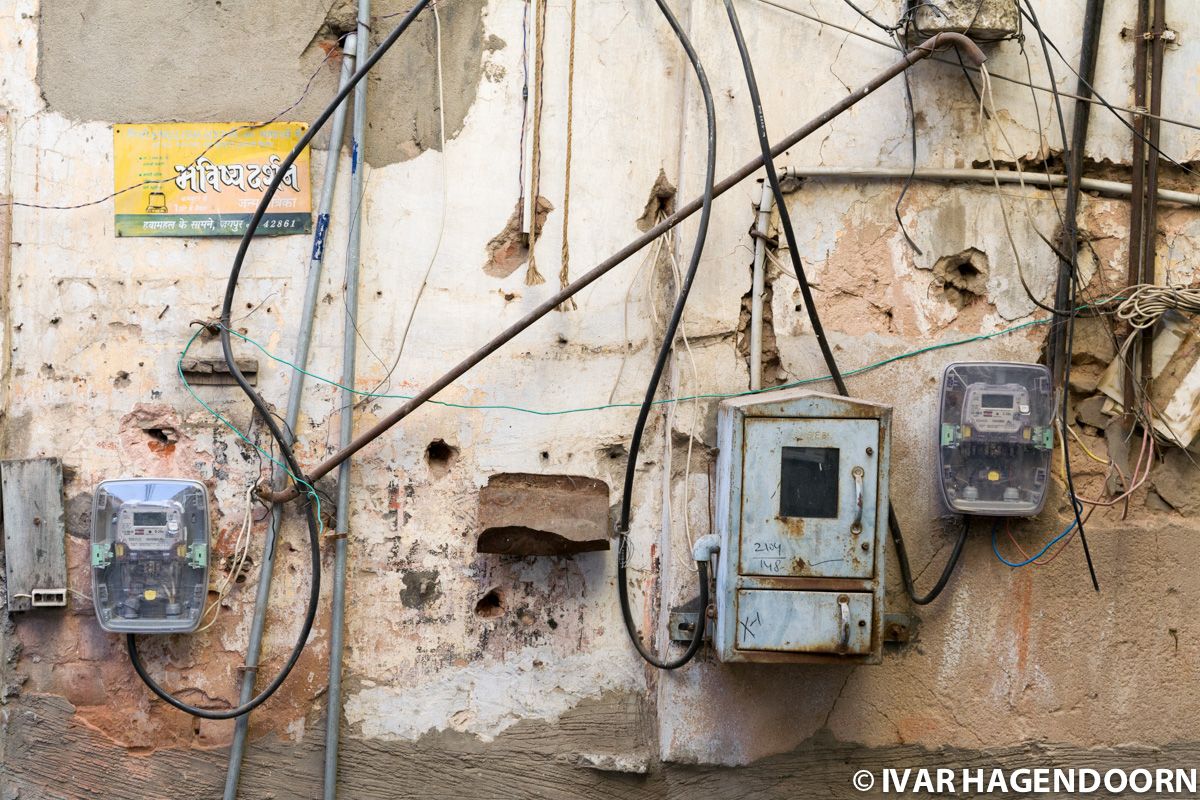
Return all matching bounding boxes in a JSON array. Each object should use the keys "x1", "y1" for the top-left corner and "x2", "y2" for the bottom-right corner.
[
  {"x1": 324, "y1": 6, "x2": 371, "y2": 797},
  {"x1": 222, "y1": 35, "x2": 357, "y2": 800}
]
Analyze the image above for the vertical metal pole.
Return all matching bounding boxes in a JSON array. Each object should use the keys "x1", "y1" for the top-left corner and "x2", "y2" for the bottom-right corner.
[
  {"x1": 223, "y1": 39, "x2": 357, "y2": 800},
  {"x1": 1050, "y1": 0, "x2": 1104, "y2": 385},
  {"x1": 1140, "y1": 0, "x2": 1167, "y2": 397},
  {"x1": 1124, "y1": 0, "x2": 1149, "y2": 424},
  {"x1": 324, "y1": 4, "x2": 369, "y2": 798}
]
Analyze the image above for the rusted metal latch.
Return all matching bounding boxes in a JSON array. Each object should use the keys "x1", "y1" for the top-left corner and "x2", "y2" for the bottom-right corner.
[
  {"x1": 836, "y1": 594, "x2": 851, "y2": 653},
  {"x1": 850, "y1": 466, "x2": 865, "y2": 535}
]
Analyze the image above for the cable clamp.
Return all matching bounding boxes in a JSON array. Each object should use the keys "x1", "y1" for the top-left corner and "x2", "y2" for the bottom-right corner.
[
  {"x1": 190, "y1": 319, "x2": 222, "y2": 337},
  {"x1": 748, "y1": 228, "x2": 777, "y2": 246},
  {"x1": 615, "y1": 531, "x2": 630, "y2": 567},
  {"x1": 323, "y1": 531, "x2": 348, "y2": 541}
]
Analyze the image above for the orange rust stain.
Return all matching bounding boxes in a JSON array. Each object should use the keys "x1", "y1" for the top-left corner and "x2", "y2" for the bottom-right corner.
[
  {"x1": 781, "y1": 516, "x2": 806, "y2": 536},
  {"x1": 146, "y1": 440, "x2": 176, "y2": 456},
  {"x1": 1013, "y1": 568, "x2": 1034, "y2": 676}
]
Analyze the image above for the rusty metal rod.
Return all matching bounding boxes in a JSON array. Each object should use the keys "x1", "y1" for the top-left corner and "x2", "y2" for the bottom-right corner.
[
  {"x1": 1124, "y1": 0, "x2": 1149, "y2": 424},
  {"x1": 264, "y1": 32, "x2": 987, "y2": 504},
  {"x1": 1140, "y1": 0, "x2": 1167, "y2": 399}
]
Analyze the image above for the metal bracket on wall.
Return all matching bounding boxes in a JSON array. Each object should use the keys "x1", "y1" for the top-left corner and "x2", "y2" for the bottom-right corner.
[{"x1": 668, "y1": 596, "x2": 711, "y2": 643}]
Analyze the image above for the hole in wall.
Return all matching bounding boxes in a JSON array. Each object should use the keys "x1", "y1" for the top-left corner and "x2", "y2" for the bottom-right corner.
[
  {"x1": 233, "y1": 555, "x2": 254, "y2": 584},
  {"x1": 483, "y1": 197, "x2": 554, "y2": 278},
  {"x1": 599, "y1": 442, "x2": 628, "y2": 461},
  {"x1": 426, "y1": 439, "x2": 458, "y2": 478},
  {"x1": 474, "y1": 588, "x2": 504, "y2": 618},
  {"x1": 933, "y1": 247, "x2": 990, "y2": 309},
  {"x1": 145, "y1": 427, "x2": 176, "y2": 445},
  {"x1": 636, "y1": 169, "x2": 677, "y2": 231}
]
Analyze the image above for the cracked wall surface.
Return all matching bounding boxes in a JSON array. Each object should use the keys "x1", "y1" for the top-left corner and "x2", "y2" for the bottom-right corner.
[{"x1": 4, "y1": 0, "x2": 1200, "y2": 797}]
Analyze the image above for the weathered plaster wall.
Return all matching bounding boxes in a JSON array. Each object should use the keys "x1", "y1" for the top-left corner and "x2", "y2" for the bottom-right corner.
[
  {"x1": 38, "y1": 0, "x2": 492, "y2": 165},
  {"x1": 3, "y1": 0, "x2": 1200, "y2": 797}
]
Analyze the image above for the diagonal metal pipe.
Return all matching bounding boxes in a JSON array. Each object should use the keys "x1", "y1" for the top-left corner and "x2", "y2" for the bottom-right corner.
[{"x1": 263, "y1": 31, "x2": 987, "y2": 505}]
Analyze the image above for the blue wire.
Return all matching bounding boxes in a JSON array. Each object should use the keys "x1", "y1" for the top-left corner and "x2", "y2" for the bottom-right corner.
[{"x1": 991, "y1": 503, "x2": 1084, "y2": 568}]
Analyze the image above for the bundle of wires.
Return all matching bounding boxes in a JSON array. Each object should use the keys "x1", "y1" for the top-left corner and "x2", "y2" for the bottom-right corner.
[
  {"x1": 1116, "y1": 284, "x2": 1200, "y2": 330},
  {"x1": 126, "y1": 1, "x2": 433, "y2": 720}
]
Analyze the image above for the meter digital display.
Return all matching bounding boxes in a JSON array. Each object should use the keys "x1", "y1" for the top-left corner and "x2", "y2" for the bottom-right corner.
[
  {"x1": 937, "y1": 362, "x2": 1054, "y2": 516},
  {"x1": 90, "y1": 478, "x2": 209, "y2": 633}
]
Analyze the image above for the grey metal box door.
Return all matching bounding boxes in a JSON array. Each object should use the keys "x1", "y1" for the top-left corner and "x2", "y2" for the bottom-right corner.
[
  {"x1": 735, "y1": 590, "x2": 874, "y2": 655},
  {"x1": 739, "y1": 417, "x2": 880, "y2": 579}
]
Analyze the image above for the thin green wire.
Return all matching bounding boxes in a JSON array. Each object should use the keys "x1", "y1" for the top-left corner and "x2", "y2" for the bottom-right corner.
[
  {"x1": 178, "y1": 326, "x2": 324, "y2": 532},
  {"x1": 190, "y1": 315, "x2": 1053, "y2": 419},
  {"x1": 177, "y1": 312, "x2": 1066, "y2": 526}
]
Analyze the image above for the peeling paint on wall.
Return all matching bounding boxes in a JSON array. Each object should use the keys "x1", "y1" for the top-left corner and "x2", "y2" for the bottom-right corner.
[{"x1": 5, "y1": 0, "x2": 1200, "y2": 788}]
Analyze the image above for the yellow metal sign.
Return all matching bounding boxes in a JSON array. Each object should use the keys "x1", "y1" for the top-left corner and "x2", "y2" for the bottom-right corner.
[{"x1": 113, "y1": 122, "x2": 312, "y2": 237}]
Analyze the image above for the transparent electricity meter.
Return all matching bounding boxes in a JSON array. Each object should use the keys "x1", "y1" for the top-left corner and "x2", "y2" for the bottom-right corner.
[
  {"x1": 91, "y1": 478, "x2": 209, "y2": 633},
  {"x1": 937, "y1": 362, "x2": 1054, "y2": 516}
]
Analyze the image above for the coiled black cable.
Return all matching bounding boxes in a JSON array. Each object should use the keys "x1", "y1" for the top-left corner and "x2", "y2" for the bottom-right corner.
[
  {"x1": 725, "y1": 0, "x2": 962, "y2": 606},
  {"x1": 127, "y1": 0, "x2": 432, "y2": 719},
  {"x1": 616, "y1": 0, "x2": 717, "y2": 670}
]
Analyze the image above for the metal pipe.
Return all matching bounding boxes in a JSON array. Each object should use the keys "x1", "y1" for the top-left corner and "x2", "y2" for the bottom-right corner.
[
  {"x1": 324, "y1": 10, "x2": 370, "y2": 798},
  {"x1": 776, "y1": 165, "x2": 1200, "y2": 206},
  {"x1": 749, "y1": 180, "x2": 775, "y2": 390},
  {"x1": 265, "y1": 32, "x2": 987, "y2": 504},
  {"x1": 222, "y1": 37, "x2": 357, "y2": 800},
  {"x1": 1140, "y1": 0, "x2": 1167, "y2": 398},
  {"x1": 1125, "y1": 0, "x2": 1150, "y2": 423},
  {"x1": 1050, "y1": 0, "x2": 1104, "y2": 384}
]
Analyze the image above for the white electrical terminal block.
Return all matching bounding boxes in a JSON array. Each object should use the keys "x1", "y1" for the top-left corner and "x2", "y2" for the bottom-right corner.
[
  {"x1": 90, "y1": 478, "x2": 210, "y2": 633},
  {"x1": 712, "y1": 389, "x2": 890, "y2": 664},
  {"x1": 937, "y1": 362, "x2": 1054, "y2": 516}
]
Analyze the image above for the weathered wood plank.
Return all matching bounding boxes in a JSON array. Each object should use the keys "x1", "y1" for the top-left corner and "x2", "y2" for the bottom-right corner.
[{"x1": 2, "y1": 458, "x2": 68, "y2": 612}]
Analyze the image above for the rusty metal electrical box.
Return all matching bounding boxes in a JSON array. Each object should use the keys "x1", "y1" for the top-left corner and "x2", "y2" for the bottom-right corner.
[{"x1": 713, "y1": 390, "x2": 890, "y2": 664}]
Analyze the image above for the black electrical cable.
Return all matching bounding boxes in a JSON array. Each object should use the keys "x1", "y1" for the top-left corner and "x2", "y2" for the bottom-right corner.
[
  {"x1": 1022, "y1": 0, "x2": 1099, "y2": 593},
  {"x1": 1017, "y1": 4, "x2": 1197, "y2": 181},
  {"x1": 127, "y1": 0, "x2": 433, "y2": 719},
  {"x1": 615, "y1": 0, "x2": 717, "y2": 671},
  {"x1": 725, "y1": 1, "x2": 847, "y2": 397},
  {"x1": 726, "y1": 0, "x2": 965, "y2": 606},
  {"x1": 841, "y1": 0, "x2": 897, "y2": 32},
  {"x1": 893, "y1": 517, "x2": 969, "y2": 605}
]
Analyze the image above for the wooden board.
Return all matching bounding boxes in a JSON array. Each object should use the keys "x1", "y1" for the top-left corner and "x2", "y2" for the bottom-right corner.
[{"x1": 2, "y1": 458, "x2": 67, "y2": 611}]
